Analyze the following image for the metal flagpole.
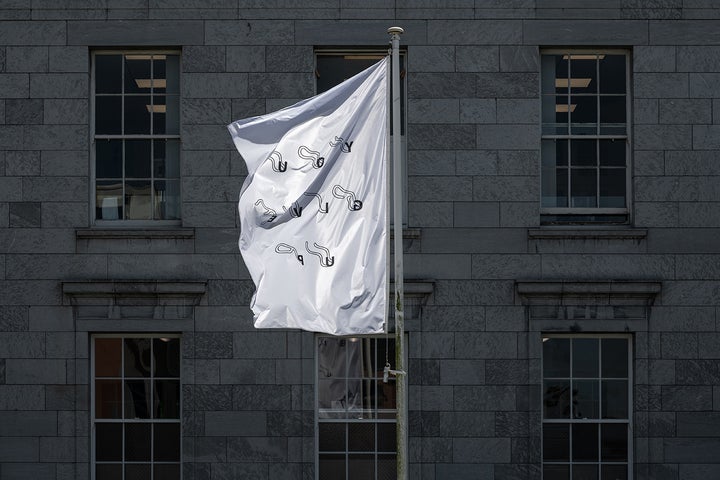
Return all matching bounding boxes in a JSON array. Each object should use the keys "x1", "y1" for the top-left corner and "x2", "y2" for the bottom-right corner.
[{"x1": 388, "y1": 26, "x2": 407, "y2": 480}]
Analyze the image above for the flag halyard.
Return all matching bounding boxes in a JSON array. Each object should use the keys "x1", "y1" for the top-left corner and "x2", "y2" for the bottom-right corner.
[{"x1": 228, "y1": 57, "x2": 389, "y2": 335}]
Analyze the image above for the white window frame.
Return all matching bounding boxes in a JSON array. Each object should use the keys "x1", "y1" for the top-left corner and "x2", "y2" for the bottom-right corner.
[
  {"x1": 315, "y1": 335, "x2": 400, "y2": 480},
  {"x1": 90, "y1": 49, "x2": 182, "y2": 226},
  {"x1": 314, "y1": 49, "x2": 408, "y2": 226},
  {"x1": 90, "y1": 333, "x2": 182, "y2": 480},
  {"x1": 541, "y1": 333, "x2": 633, "y2": 480},
  {"x1": 540, "y1": 49, "x2": 632, "y2": 224}
]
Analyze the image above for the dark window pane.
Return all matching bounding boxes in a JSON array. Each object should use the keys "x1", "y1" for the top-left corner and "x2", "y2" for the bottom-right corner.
[
  {"x1": 544, "y1": 465, "x2": 570, "y2": 480},
  {"x1": 125, "y1": 463, "x2": 151, "y2": 480},
  {"x1": 165, "y1": 55, "x2": 180, "y2": 94},
  {"x1": 125, "y1": 180, "x2": 153, "y2": 220},
  {"x1": 544, "y1": 338, "x2": 570, "y2": 377},
  {"x1": 377, "y1": 422, "x2": 396, "y2": 452},
  {"x1": 318, "y1": 337, "x2": 349, "y2": 378},
  {"x1": 319, "y1": 422, "x2": 346, "y2": 452},
  {"x1": 96, "y1": 380, "x2": 122, "y2": 419},
  {"x1": 348, "y1": 422, "x2": 375, "y2": 452},
  {"x1": 154, "y1": 95, "x2": 179, "y2": 136},
  {"x1": 542, "y1": 95, "x2": 570, "y2": 134},
  {"x1": 599, "y1": 95, "x2": 626, "y2": 126},
  {"x1": 95, "y1": 338, "x2": 122, "y2": 377},
  {"x1": 95, "y1": 96, "x2": 122, "y2": 134},
  {"x1": 599, "y1": 169, "x2": 626, "y2": 208},
  {"x1": 377, "y1": 454, "x2": 396, "y2": 480},
  {"x1": 573, "y1": 380, "x2": 600, "y2": 420},
  {"x1": 601, "y1": 339, "x2": 628, "y2": 377},
  {"x1": 155, "y1": 179, "x2": 181, "y2": 221},
  {"x1": 602, "y1": 380, "x2": 628, "y2": 419},
  {"x1": 95, "y1": 55, "x2": 122, "y2": 94},
  {"x1": 96, "y1": 464, "x2": 122, "y2": 480},
  {"x1": 570, "y1": 96, "x2": 597, "y2": 134},
  {"x1": 154, "y1": 139, "x2": 180, "y2": 178},
  {"x1": 572, "y1": 423, "x2": 599, "y2": 461},
  {"x1": 319, "y1": 454, "x2": 345, "y2": 480},
  {"x1": 96, "y1": 423, "x2": 122, "y2": 461},
  {"x1": 599, "y1": 55, "x2": 626, "y2": 94},
  {"x1": 543, "y1": 139, "x2": 569, "y2": 168},
  {"x1": 573, "y1": 339, "x2": 599, "y2": 377},
  {"x1": 152, "y1": 95, "x2": 166, "y2": 134},
  {"x1": 124, "y1": 338, "x2": 152, "y2": 377},
  {"x1": 154, "y1": 423, "x2": 181, "y2": 461},
  {"x1": 542, "y1": 167, "x2": 568, "y2": 208},
  {"x1": 571, "y1": 169, "x2": 597, "y2": 208},
  {"x1": 599, "y1": 140, "x2": 626, "y2": 167},
  {"x1": 124, "y1": 380, "x2": 151, "y2": 419},
  {"x1": 154, "y1": 380, "x2": 180, "y2": 419},
  {"x1": 154, "y1": 464, "x2": 180, "y2": 480},
  {"x1": 124, "y1": 95, "x2": 151, "y2": 134},
  {"x1": 544, "y1": 423, "x2": 570, "y2": 461},
  {"x1": 348, "y1": 454, "x2": 375, "y2": 480},
  {"x1": 570, "y1": 57, "x2": 597, "y2": 94},
  {"x1": 124, "y1": 55, "x2": 151, "y2": 94},
  {"x1": 96, "y1": 181, "x2": 123, "y2": 220},
  {"x1": 601, "y1": 424, "x2": 627, "y2": 461},
  {"x1": 125, "y1": 423, "x2": 151, "y2": 461},
  {"x1": 544, "y1": 380, "x2": 571, "y2": 419},
  {"x1": 541, "y1": 54, "x2": 568, "y2": 94},
  {"x1": 153, "y1": 338, "x2": 180, "y2": 377},
  {"x1": 153, "y1": 56, "x2": 167, "y2": 94},
  {"x1": 573, "y1": 464, "x2": 599, "y2": 480},
  {"x1": 96, "y1": 140, "x2": 123, "y2": 179},
  {"x1": 601, "y1": 464, "x2": 628, "y2": 480},
  {"x1": 570, "y1": 139, "x2": 597, "y2": 167},
  {"x1": 125, "y1": 140, "x2": 151, "y2": 178}
]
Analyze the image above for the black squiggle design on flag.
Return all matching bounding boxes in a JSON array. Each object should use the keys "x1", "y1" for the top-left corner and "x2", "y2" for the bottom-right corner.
[
  {"x1": 332, "y1": 185, "x2": 363, "y2": 211},
  {"x1": 305, "y1": 241, "x2": 334, "y2": 267}
]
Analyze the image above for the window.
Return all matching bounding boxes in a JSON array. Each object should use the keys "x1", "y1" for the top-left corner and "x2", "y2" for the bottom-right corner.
[
  {"x1": 92, "y1": 335, "x2": 181, "y2": 480},
  {"x1": 315, "y1": 51, "x2": 407, "y2": 224},
  {"x1": 542, "y1": 335, "x2": 632, "y2": 480},
  {"x1": 316, "y1": 336, "x2": 397, "y2": 480},
  {"x1": 541, "y1": 51, "x2": 630, "y2": 224},
  {"x1": 92, "y1": 51, "x2": 180, "y2": 223}
]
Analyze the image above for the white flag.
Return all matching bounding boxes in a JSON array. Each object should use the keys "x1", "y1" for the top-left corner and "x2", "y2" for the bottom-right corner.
[{"x1": 228, "y1": 58, "x2": 388, "y2": 335}]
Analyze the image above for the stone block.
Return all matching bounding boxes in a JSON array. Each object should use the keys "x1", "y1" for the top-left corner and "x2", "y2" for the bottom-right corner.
[
  {"x1": 266, "y1": 45, "x2": 313, "y2": 73},
  {"x1": 23, "y1": 125, "x2": 88, "y2": 150},
  {"x1": 6, "y1": 254, "x2": 106, "y2": 279},
  {"x1": 409, "y1": 45, "x2": 455, "y2": 72},
  {"x1": 0, "y1": 437, "x2": 39, "y2": 462},
  {"x1": 233, "y1": 384, "x2": 292, "y2": 411},
  {"x1": 633, "y1": 45, "x2": 675, "y2": 72},
  {"x1": 0, "y1": 21, "x2": 65, "y2": 45},
  {"x1": 0, "y1": 74, "x2": 28, "y2": 98},
  {"x1": 44, "y1": 98, "x2": 87, "y2": 124},
  {"x1": 500, "y1": 45, "x2": 538, "y2": 72},
  {"x1": 226, "y1": 436, "x2": 287, "y2": 463},
  {"x1": 409, "y1": 150, "x2": 456, "y2": 176},
  {"x1": 41, "y1": 150, "x2": 87, "y2": 176},
  {"x1": 409, "y1": 98, "x2": 459, "y2": 124},
  {"x1": 206, "y1": 19, "x2": 293, "y2": 45},
  {"x1": 226, "y1": 46, "x2": 265, "y2": 72},
  {"x1": 0, "y1": 332, "x2": 45, "y2": 357},
  {"x1": 295, "y1": 20, "x2": 427, "y2": 45},
  {"x1": 409, "y1": 72, "x2": 476, "y2": 99},
  {"x1": 108, "y1": 253, "x2": 240, "y2": 280},
  {"x1": 233, "y1": 331, "x2": 286, "y2": 359},
  {"x1": 455, "y1": 331, "x2": 517, "y2": 359},
  {"x1": 497, "y1": 98, "x2": 539, "y2": 124},
  {"x1": 0, "y1": 306, "x2": 28, "y2": 332},
  {"x1": 0, "y1": 385, "x2": 45, "y2": 409},
  {"x1": 6, "y1": 46, "x2": 47, "y2": 73},
  {"x1": 649, "y1": 359, "x2": 676, "y2": 384},
  {"x1": 421, "y1": 305, "x2": 485, "y2": 332},
  {"x1": 428, "y1": 19, "x2": 521, "y2": 44},
  {"x1": 6, "y1": 151, "x2": 40, "y2": 177},
  {"x1": 676, "y1": 359, "x2": 720, "y2": 385},
  {"x1": 662, "y1": 385, "x2": 711, "y2": 411},
  {"x1": 634, "y1": 98, "x2": 658, "y2": 124},
  {"x1": 0, "y1": 411, "x2": 57, "y2": 435},
  {"x1": 405, "y1": 253, "x2": 472, "y2": 279},
  {"x1": 39, "y1": 436, "x2": 75, "y2": 462},
  {"x1": 478, "y1": 72, "x2": 538, "y2": 98},
  {"x1": 183, "y1": 46, "x2": 225, "y2": 73},
  {"x1": 9, "y1": 202, "x2": 41, "y2": 228},
  {"x1": 182, "y1": 176, "x2": 239, "y2": 203},
  {"x1": 183, "y1": 98, "x2": 231, "y2": 125},
  {"x1": 68, "y1": 19, "x2": 201, "y2": 44},
  {"x1": 183, "y1": 73, "x2": 248, "y2": 99},
  {"x1": 453, "y1": 437, "x2": 511, "y2": 463},
  {"x1": 459, "y1": 98, "x2": 496, "y2": 123},
  {"x1": 486, "y1": 359, "x2": 528, "y2": 384},
  {"x1": 29, "y1": 73, "x2": 87, "y2": 98},
  {"x1": 249, "y1": 72, "x2": 314, "y2": 98},
  {"x1": 693, "y1": 125, "x2": 720, "y2": 149},
  {"x1": 677, "y1": 255, "x2": 720, "y2": 280},
  {"x1": 636, "y1": 124, "x2": 692, "y2": 150},
  {"x1": 6, "y1": 358, "x2": 66, "y2": 384},
  {"x1": 665, "y1": 437, "x2": 720, "y2": 463},
  {"x1": 524, "y1": 19, "x2": 647, "y2": 44},
  {"x1": 650, "y1": 20, "x2": 720, "y2": 44},
  {"x1": 635, "y1": 72, "x2": 689, "y2": 99},
  {"x1": 408, "y1": 175, "x2": 472, "y2": 202},
  {"x1": 472, "y1": 254, "x2": 541, "y2": 279},
  {"x1": 476, "y1": 124, "x2": 537, "y2": 150},
  {"x1": 193, "y1": 332, "x2": 233, "y2": 359},
  {"x1": 690, "y1": 73, "x2": 720, "y2": 98},
  {"x1": 473, "y1": 175, "x2": 538, "y2": 201},
  {"x1": 205, "y1": 411, "x2": 267, "y2": 436},
  {"x1": 40, "y1": 202, "x2": 88, "y2": 228},
  {"x1": 453, "y1": 201, "x2": 499, "y2": 227},
  {"x1": 48, "y1": 46, "x2": 87, "y2": 73},
  {"x1": 5, "y1": 98, "x2": 43, "y2": 124},
  {"x1": 46, "y1": 332, "x2": 75, "y2": 359},
  {"x1": 220, "y1": 359, "x2": 275, "y2": 384}
]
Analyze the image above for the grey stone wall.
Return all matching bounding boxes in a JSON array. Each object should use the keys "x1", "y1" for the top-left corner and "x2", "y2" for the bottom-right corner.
[{"x1": 1, "y1": 2, "x2": 720, "y2": 480}]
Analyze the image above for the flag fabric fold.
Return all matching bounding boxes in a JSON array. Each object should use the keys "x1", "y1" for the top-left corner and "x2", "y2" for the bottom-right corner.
[{"x1": 228, "y1": 57, "x2": 388, "y2": 335}]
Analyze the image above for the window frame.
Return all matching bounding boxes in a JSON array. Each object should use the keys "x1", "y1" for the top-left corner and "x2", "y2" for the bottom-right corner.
[
  {"x1": 90, "y1": 333, "x2": 182, "y2": 480},
  {"x1": 90, "y1": 49, "x2": 182, "y2": 227},
  {"x1": 314, "y1": 334, "x2": 400, "y2": 480},
  {"x1": 541, "y1": 333, "x2": 633, "y2": 480},
  {"x1": 314, "y1": 49, "x2": 408, "y2": 226},
  {"x1": 540, "y1": 49, "x2": 632, "y2": 225}
]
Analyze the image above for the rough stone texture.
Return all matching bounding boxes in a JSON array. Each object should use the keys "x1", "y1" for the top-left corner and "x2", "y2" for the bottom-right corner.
[{"x1": 0, "y1": 6, "x2": 719, "y2": 480}]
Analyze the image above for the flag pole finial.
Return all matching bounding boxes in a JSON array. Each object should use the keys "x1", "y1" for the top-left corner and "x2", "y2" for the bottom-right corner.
[{"x1": 387, "y1": 26, "x2": 404, "y2": 35}]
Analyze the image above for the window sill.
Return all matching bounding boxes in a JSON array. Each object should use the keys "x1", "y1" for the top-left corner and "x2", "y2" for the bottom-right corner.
[
  {"x1": 528, "y1": 228, "x2": 647, "y2": 240},
  {"x1": 76, "y1": 228, "x2": 194, "y2": 240}
]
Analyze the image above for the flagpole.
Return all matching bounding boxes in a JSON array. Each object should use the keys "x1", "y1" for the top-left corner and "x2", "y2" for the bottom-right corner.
[{"x1": 388, "y1": 25, "x2": 407, "y2": 480}]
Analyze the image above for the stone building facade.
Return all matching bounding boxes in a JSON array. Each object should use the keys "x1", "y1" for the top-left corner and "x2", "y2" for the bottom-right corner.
[{"x1": 1, "y1": 1, "x2": 720, "y2": 480}]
